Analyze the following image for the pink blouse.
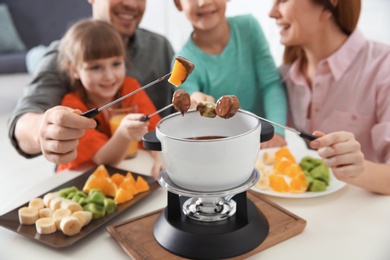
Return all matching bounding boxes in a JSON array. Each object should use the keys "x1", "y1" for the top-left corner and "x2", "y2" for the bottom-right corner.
[{"x1": 281, "y1": 30, "x2": 390, "y2": 163}]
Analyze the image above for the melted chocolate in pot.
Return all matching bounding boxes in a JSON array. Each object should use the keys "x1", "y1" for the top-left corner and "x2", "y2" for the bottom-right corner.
[{"x1": 185, "y1": 136, "x2": 227, "y2": 140}]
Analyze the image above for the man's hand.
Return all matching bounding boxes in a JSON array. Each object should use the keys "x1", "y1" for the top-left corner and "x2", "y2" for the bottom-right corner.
[{"x1": 39, "y1": 106, "x2": 97, "y2": 164}]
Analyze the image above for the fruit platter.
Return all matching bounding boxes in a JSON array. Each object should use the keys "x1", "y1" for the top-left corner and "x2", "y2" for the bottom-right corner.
[
  {"x1": 252, "y1": 147, "x2": 346, "y2": 198},
  {"x1": 0, "y1": 165, "x2": 158, "y2": 248}
]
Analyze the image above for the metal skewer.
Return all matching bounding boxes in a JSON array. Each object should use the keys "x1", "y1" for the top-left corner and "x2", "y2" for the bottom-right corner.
[
  {"x1": 139, "y1": 104, "x2": 174, "y2": 122},
  {"x1": 81, "y1": 73, "x2": 172, "y2": 118},
  {"x1": 239, "y1": 110, "x2": 318, "y2": 141}
]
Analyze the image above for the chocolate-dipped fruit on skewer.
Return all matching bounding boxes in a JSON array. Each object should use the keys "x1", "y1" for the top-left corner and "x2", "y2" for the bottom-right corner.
[
  {"x1": 168, "y1": 56, "x2": 195, "y2": 87},
  {"x1": 196, "y1": 101, "x2": 217, "y2": 118},
  {"x1": 140, "y1": 89, "x2": 191, "y2": 121},
  {"x1": 172, "y1": 89, "x2": 191, "y2": 115},
  {"x1": 215, "y1": 95, "x2": 240, "y2": 119}
]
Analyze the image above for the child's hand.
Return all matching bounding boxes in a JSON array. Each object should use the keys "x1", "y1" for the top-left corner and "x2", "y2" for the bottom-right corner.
[
  {"x1": 190, "y1": 92, "x2": 215, "y2": 108},
  {"x1": 116, "y1": 113, "x2": 149, "y2": 142}
]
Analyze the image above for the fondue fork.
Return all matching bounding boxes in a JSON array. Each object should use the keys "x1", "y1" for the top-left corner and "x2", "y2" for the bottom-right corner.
[
  {"x1": 81, "y1": 73, "x2": 171, "y2": 118},
  {"x1": 139, "y1": 104, "x2": 173, "y2": 122},
  {"x1": 240, "y1": 110, "x2": 318, "y2": 141}
]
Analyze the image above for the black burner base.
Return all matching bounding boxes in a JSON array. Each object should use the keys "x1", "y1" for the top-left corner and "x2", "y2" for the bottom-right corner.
[{"x1": 153, "y1": 192, "x2": 269, "y2": 259}]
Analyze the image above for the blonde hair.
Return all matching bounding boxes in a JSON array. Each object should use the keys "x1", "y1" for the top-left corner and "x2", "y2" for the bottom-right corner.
[
  {"x1": 283, "y1": 0, "x2": 361, "y2": 64},
  {"x1": 58, "y1": 19, "x2": 126, "y2": 82}
]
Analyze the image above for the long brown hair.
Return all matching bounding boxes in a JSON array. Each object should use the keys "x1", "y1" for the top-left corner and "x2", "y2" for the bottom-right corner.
[{"x1": 283, "y1": 0, "x2": 361, "y2": 64}]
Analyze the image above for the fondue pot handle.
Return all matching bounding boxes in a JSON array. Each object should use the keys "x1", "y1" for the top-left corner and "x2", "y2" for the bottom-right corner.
[
  {"x1": 142, "y1": 121, "x2": 274, "y2": 151},
  {"x1": 260, "y1": 120, "x2": 274, "y2": 142},
  {"x1": 142, "y1": 130, "x2": 162, "y2": 151}
]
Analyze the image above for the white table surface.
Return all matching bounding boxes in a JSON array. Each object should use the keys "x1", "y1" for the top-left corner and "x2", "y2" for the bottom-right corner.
[{"x1": 1, "y1": 132, "x2": 390, "y2": 260}]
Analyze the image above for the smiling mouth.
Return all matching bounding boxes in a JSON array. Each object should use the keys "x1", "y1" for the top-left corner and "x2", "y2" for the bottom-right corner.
[
  {"x1": 101, "y1": 84, "x2": 116, "y2": 89},
  {"x1": 117, "y1": 13, "x2": 136, "y2": 21},
  {"x1": 278, "y1": 24, "x2": 290, "y2": 33},
  {"x1": 197, "y1": 10, "x2": 216, "y2": 18}
]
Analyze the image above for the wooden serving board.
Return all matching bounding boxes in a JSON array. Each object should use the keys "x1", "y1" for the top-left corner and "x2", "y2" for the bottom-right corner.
[{"x1": 106, "y1": 190, "x2": 306, "y2": 259}]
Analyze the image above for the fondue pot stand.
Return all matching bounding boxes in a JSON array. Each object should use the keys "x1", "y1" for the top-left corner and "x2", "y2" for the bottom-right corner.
[{"x1": 142, "y1": 110, "x2": 274, "y2": 259}]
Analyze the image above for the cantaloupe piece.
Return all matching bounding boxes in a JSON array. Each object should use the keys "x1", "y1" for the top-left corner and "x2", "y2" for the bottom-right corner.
[
  {"x1": 83, "y1": 175, "x2": 106, "y2": 194},
  {"x1": 289, "y1": 173, "x2": 309, "y2": 193},
  {"x1": 135, "y1": 176, "x2": 150, "y2": 192},
  {"x1": 92, "y1": 165, "x2": 110, "y2": 179},
  {"x1": 168, "y1": 57, "x2": 194, "y2": 87},
  {"x1": 269, "y1": 174, "x2": 289, "y2": 193},
  {"x1": 114, "y1": 188, "x2": 134, "y2": 204},
  {"x1": 110, "y1": 173, "x2": 125, "y2": 187},
  {"x1": 125, "y1": 172, "x2": 136, "y2": 185},
  {"x1": 275, "y1": 147, "x2": 296, "y2": 163},
  {"x1": 284, "y1": 163, "x2": 304, "y2": 179},
  {"x1": 119, "y1": 178, "x2": 139, "y2": 196},
  {"x1": 273, "y1": 157, "x2": 294, "y2": 174},
  {"x1": 103, "y1": 178, "x2": 118, "y2": 198}
]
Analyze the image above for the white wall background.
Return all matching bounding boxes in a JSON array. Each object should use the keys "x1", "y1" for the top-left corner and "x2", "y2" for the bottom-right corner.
[{"x1": 140, "y1": 0, "x2": 390, "y2": 66}]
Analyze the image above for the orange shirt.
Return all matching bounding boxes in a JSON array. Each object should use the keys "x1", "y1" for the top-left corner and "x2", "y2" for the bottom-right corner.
[{"x1": 57, "y1": 77, "x2": 161, "y2": 172}]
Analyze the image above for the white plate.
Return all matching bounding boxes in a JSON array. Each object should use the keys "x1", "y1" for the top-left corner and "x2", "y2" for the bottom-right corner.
[{"x1": 251, "y1": 148, "x2": 346, "y2": 198}]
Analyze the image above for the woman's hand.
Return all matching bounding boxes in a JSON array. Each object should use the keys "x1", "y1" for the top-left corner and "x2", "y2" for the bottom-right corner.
[
  {"x1": 190, "y1": 92, "x2": 215, "y2": 108},
  {"x1": 309, "y1": 131, "x2": 365, "y2": 181}
]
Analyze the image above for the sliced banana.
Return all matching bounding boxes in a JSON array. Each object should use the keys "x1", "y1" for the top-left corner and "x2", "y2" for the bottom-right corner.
[
  {"x1": 39, "y1": 208, "x2": 54, "y2": 218},
  {"x1": 61, "y1": 200, "x2": 83, "y2": 213},
  {"x1": 49, "y1": 197, "x2": 64, "y2": 211},
  {"x1": 35, "y1": 217, "x2": 57, "y2": 234},
  {"x1": 255, "y1": 159, "x2": 265, "y2": 172},
  {"x1": 256, "y1": 174, "x2": 270, "y2": 190},
  {"x1": 52, "y1": 208, "x2": 72, "y2": 229},
  {"x1": 18, "y1": 207, "x2": 39, "y2": 225},
  {"x1": 262, "y1": 151, "x2": 276, "y2": 165},
  {"x1": 43, "y1": 192, "x2": 60, "y2": 208},
  {"x1": 72, "y1": 211, "x2": 93, "y2": 227},
  {"x1": 60, "y1": 216, "x2": 82, "y2": 236},
  {"x1": 28, "y1": 198, "x2": 45, "y2": 210}
]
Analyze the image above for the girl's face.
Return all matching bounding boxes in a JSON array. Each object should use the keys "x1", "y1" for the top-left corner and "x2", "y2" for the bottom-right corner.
[
  {"x1": 268, "y1": 0, "x2": 327, "y2": 46},
  {"x1": 74, "y1": 56, "x2": 126, "y2": 105},
  {"x1": 175, "y1": 0, "x2": 227, "y2": 31}
]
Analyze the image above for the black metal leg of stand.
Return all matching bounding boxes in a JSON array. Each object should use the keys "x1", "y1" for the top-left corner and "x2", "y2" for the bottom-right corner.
[
  {"x1": 167, "y1": 191, "x2": 181, "y2": 221},
  {"x1": 233, "y1": 191, "x2": 248, "y2": 225}
]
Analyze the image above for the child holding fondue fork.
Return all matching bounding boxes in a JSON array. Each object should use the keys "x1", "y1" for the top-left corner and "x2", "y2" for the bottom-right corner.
[
  {"x1": 172, "y1": 0, "x2": 287, "y2": 148},
  {"x1": 55, "y1": 19, "x2": 162, "y2": 177},
  {"x1": 269, "y1": 0, "x2": 390, "y2": 194}
]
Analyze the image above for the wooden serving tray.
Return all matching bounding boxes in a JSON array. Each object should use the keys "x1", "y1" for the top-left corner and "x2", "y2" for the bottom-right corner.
[{"x1": 107, "y1": 190, "x2": 306, "y2": 259}]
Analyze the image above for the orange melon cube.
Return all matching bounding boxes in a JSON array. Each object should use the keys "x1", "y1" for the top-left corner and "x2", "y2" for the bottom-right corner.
[
  {"x1": 269, "y1": 174, "x2": 289, "y2": 193},
  {"x1": 111, "y1": 173, "x2": 125, "y2": 186},
  {"x1": 92, "y1": 165, "x2": 110, "y2": 179},
  {"x1": 275, "y1": 147, "x2": 296, "y2": 164},
  {"x1": 114, "y1": 188, "x2": 134, "y2": 204},
  {"x1": 119, "y1": 179, "x2": 139, "y2": 196},
  {"x1": 284, "y1": 163, "x2": 304, "y2": 179},
  {"x1": 273, "y1": 157, "x2": 294, "y2": 174},
  {"x1": 103, "y1": 178, "x2": 118, "y2": 198},
  {"x1": 135, "y1": 176, "x2": 150, "y2": 192},
  {"x1": 289, "y1": 173, "x2": 309, "y2": 193},
  {"x1": 83, "y1": 175, "x2": 106, "y2": 194},
  {"x1": 125, "y1": 172, "x2": 136, "y2": 185}
]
